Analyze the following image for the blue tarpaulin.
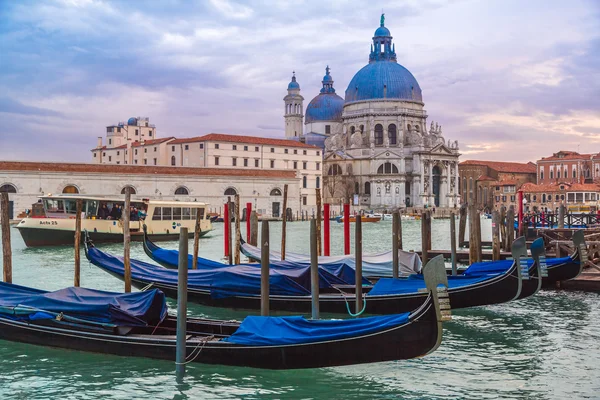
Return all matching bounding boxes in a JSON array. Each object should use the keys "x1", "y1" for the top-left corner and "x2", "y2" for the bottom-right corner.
[
  {"x1": 0, "y1": 281, "x2": 167, "y2": 327},
  {"x1": 88, "y1": 247, "x2": 355, "y2": 298},
  {"x1": 367, "y1": 273, "x2": 499, "y2": 296},
  {"x1": 463, "y1": 257, "x2": 570, "y2": 276},
  {"x1": 223, "y1": 312, "x2": 411, "y2": 346}
]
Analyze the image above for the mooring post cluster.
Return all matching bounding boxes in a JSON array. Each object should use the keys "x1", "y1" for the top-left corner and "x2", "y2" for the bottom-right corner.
[{"x1": 1, "y1": 192, "x2": 12, "y2": 284}]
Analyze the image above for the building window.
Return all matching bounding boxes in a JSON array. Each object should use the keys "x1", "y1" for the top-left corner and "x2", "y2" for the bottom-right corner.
[
  {"x1": 135, "y1": 129, "x2": 139, "y2": 136},
  {"x1": 303, "y1": 197, "x2": 307, "y2": 206},
  {"x1": 117, "y1": 127, "x2": 121, "y2": 133},
  {"x1": 175, "y1": 186, "x2": 189, "y2": 195},
  {"x1": 328, "y1": 164, "x2": 342, "y2": 176},
  {"x1": 285, "y1": 149, "x2": 289, "y2": 154},
  {"x1": 270, "y1": 188, "x2": 282, "y2": 196},
  {"x1": 62, "y1": 185, "x2": 79, "y2": 194},
  {"x1": 325, "y1": 125, "x2": 331, "y2": 134},
  {"x1": 243, "y1": 158, "x2": 248, "y2": 167},
  {"x1": 510, "y1": 195, "x2": 515, "y2": 202},
  {"x1": 557, "y1": 170, "x2": 561, "y2": 179},
  {"x1": 303, "y1": 176, "x2": 307, "y2": 188},
  {"x1": 316, "y1": 151, "x2": 320, "y2": 156},
  {"x1": 316, "y1": 162, "x2": 320, "y2": 170},
  {"x1": 135, "y1": 149, "x2": 138, "y2": 155},
  {"x1": 255, "y1": 159, "x2": 259, "y2": 167},
  {"x1": 108, "y1": 156, "x2": 112, "y2": 162},
  {"x1": 233, "y1": 158, "x2": 237, "y2": 166},
  {"x1": 143, "y1": 159, "x2": 147, "y2": 165},
  {"x1": 293, "y1": 161, "x2": 298, "y2": 169},
  {"x1": 365, "y1": 182, "x2": 371, "y2": 195},
  {"x1": 292, "y1": 149, "x2": 296, "y2": 155},
  {"x1": 374, "y1": 124, "x2": 383, "y2": 145},
  {"x1": 94, "y1": 153, "x2": 97, "y2": 157},
  {"x1": 134, "y1": 160, "x2": 138, "y2": 164},
  {"x1": 153, "y1": 158, "x2": 157, "y2": 165},
  {"x1": 185, "y1": 145, "x2": 189, "y2": 150},
  {"x1": 215, "y1": 157, "x2": 219, "y2": 165},
  {"x1": 271, "y1": 148, "x2": 275, "y2": 153},
  {"x1": 171, "y1": 156, "x2": 176, "y2": 166},
  {"x1": 200, "y1": 143, "x2": 204, "y2": 149},
  {"x1": 172, "y1": 146, "x2": 175, "y2": 152},
  {"x1": 148, "y1": 130, "x2": 152, "y2": 137},
  {"x1": 303, "y1": 150, "x2": 307, "y2": 155},
  {"x1": 107, "y1": 127, "x2": 113, "y2": 133},
  {"x1": 224, "y1": 188, "x2": 237, "y2": 196},
  {"x1": 116, "y1": 161, "x2": 120, "y2": 164},
  {"x1": 270, "y1": 160, "x2": 275, "y2": 168},
  {"x1": 540, "y1": 171, "x2": 544, "y2": 180},
  {"x1": 550, "y1": 170, "x2": 554, "y2": 179},
  {"x1": 377, "y1": 162, "x2": 399, "y2": 174},
  {"x1": 495, "y1": 196, "x2": 500, "y2": 202},
  {"x1": 215, "y1": 144, "x2": 219, "y2": 149},
  {"x1": 533, "y1": 195, "x2": 537, "y2": 201},
  {"x1": 154, "y1": 147, "x2": 157, "y2": 152},
  {"x1": 121, "y1": 186, "x2": 136, "y2": 194},
  {"x1": 316, "y1": 176, "x2": 320, "y2": 189},
  {"x1": 244, "y1": 146, "x2": 248, "y2": 151},
  {"x1": 108, "y1": 139, "x2": 112, "y2": 145},
  {"x1": 144, "y1": 148, "x2": 147, "y2": 153},
  {"x1": 502, "y1": 195, "x2": 507, "y2": 202},
  {"x1": 303, "y1": 162, "x2": 307, "y2": 169},
  {"x1": 233, "y1": 145, "x2": 237, "y2": 150},
  {"x1": 255, "y1": 146, "x2": 259, "y2": 152},
  {"x1": 573, "y1": 169, "x2": 577, "y2": 178},
  {"x1": 388, "y1": 124, "x2": 397, "y2": 145}
]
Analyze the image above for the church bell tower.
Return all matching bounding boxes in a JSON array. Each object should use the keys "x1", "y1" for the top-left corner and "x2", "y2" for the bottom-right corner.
[{"x1": 283, "y1": 72, "x2": 304, "y2": 139}]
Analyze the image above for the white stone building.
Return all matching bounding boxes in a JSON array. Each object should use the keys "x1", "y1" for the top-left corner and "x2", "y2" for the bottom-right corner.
[
  {"x1": 0, "y1": 161, "x2": 303, "y2": 220},
  {"x1": 287, "y1": 15, "x2": 461, "y2": 210}
]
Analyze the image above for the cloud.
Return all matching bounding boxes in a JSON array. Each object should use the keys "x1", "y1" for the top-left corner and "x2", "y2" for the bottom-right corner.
[{"x1": 0, "y1": 97, "x2": 63, "y2": 117}]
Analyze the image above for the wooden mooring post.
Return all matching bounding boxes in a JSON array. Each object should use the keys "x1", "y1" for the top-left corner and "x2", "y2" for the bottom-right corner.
[
  {"x1": 500, "y1": 206, "x2": 507, "y2": 250},
  {"x1": 250, "y1": 211, "x2": 258, "y2": 246},
  {"x1": 281, "y1": 184, "x2": 288, "y2": 261},
  {"x1": 392, "y1": 211, "x2": 400, "y2": 278},
  {"x1": 74, "y1": 199, "x2": 82, "y2": 287},
  {"x1": 475, "y1": 208, "x2": 482, "y2": 263},
  {"x1": 355, "y1": 212, "x2": 363, "y2": 315},
  {"x1": 468, "y1": 205, "x2": 477, "y2": 265},
  {"x1": 227, "y1": 197, "x2": 233, "y2": 265},
  {"x1": 506, "y1": 206, "x2": 515, "y2": 251},
  {"x1": 192, "y1": 207, "x2": 202, "y2": 270},
  {"x1": 310, "y1": 219, "x2": 320, "y2": 320},
  {"x1": 558, "y1": 204, "x2": 565, "y2": 229},
  {"x1": 260, "y1": 220, "x2": 270, "y2": 316},
  {"x1": 123, "y1": 187, "x2": 131, "y2": 293},
  {"x1": 223, "y1": 202, "x2": 230, "y2": 261},
  {"x1": 343, "y1": 202, "x2": 350, "y2": 255},
  {"x1": 175, "y1": 227, "x2": 189, "y2": 381},
  {"x1": 492, "y1": 210, "x2": 500, "y2": 261},
  {"x1": 421, "y1": 211, "x2": 432, "y2": 265},
  {"x1": 1, "y1": 192, "x2": 12, "y2": 284},
  {"x1": 245, "y1": 202, "x2": 252, "y2": 242},
  {"x1": 316, "y1": 188, "x2": 322, "y2": 256},
  {"x1": 450, "y1": 212, "x2": 457, "y2": 276},
  {"x1": 458, "y1": 204, "x2": 467, "y2": 247},
  {"x1": 323, "y1": 203, "x2": 330, "y2": 256},
  {"x1": 234, "y1": 194, "x2": 241, "y2": 265}
]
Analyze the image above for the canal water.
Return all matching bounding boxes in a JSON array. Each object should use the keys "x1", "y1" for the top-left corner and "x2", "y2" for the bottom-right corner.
[{"x1": 0, "y1": 220, "x2": 598, "y2": 399}]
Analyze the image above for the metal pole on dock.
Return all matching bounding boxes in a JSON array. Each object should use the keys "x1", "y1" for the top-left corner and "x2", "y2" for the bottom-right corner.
[
  {"x1": 392, "y1": 211, "x2": 400, "y2": 278},
  {"x1": 343, "y1": 201, "x2": 350, "y2": 255},
  {"x1": 458, "y1": 204, "x2": 467, "y2": 247},
  {"x1": 74, "y1": 199, "x2": 83, "y2": 287},
  {"x1": 234, "y1": 194, "x2": 241, "y2": 265},
  {"x1": 492, "y1": 210, "x2": 500, "y2": 261},
  {"x1": 1, "y1": 192, "x2": 12, "y2": 284},
  {"x1": 323, "y1": 203, "x2": 330, "y2": 256},
  {"x1": 192, "y1": 208, "x2": 202, "y2": 270},
  {"x1": 123, "y1": 187, "x2": 131, "y2": 293},
  {"x1": 316, "y1": 188, "x2": 322, "y2": 256},
  {"x1": 450, "y1": 212, "x2": 457, "y2": 276},
  {"x1": 223, "y1": 202, "x2": 230, "y2": 260},
  {"x1": 176, "y1": 227, "x2": 189, "y2": 381},
  {"x1": 260, "y1": 220, "x2": 270, "y2": 316},
  {"x1": 310, "y1": 219, "x2": 320, "y2": 320},
  {"x1": 250, "y1": 211, "x2": 258, "y2": 246},
  {"x1": 355, "y1": 213, "x2": 362, "y2": 315},
  {"x1": 246, "y1": 202, "x2": 252, "y2": 242},
  {"x1": 281, "y1": 184, "x2": 288, "y2": 261}
]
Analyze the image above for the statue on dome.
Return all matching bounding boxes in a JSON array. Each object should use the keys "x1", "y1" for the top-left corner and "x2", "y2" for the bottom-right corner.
[{"x1": 380, "y1": 13, "x2": 385, "y2": 26}]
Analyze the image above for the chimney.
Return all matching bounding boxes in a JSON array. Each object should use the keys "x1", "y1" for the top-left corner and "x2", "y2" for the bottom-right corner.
[{"x1": 97, "y1": 137, "x2": 102, "y2": 148}]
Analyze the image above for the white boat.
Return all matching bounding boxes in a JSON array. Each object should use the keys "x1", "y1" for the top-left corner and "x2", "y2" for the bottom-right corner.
[
  {"x1": 367, "y1": 213, "x2": 393, "y2": 221},
  {"x1": 16, "y1": 194, "x2": 212, "y2": 247}
]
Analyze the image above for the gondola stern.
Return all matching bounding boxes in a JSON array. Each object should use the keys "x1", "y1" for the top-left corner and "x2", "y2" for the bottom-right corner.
[
  {"x1": 510, "y1": 236, "x2": 527, "y2": 300},
  {"x1": 422, "y1": 255, "x2": 451, "y2": 354}
]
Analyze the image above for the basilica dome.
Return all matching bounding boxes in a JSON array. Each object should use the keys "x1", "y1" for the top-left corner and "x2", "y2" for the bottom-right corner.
[
  {"x1": 344, "y1": 19, "x2": 422, "y2": 104},
  {"x1": 305, "y1": 66, "x2": 344, "y2": 123}
]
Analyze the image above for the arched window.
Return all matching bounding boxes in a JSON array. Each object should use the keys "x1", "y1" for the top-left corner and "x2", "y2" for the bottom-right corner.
[
  {"x1": 388, "y1": 124, "x2": 397, "y2": 145},
  {"x1": 415, "y1": 125, "x2": 420, "y2": 132},
  {"x1": 365, "y1": 182, "x2": 371, "y2": 195},
  {"x1": 62, "y1": 185, "x2": 79, "y2": 194},
  {"x1": 550, "y1": 170, "x2": 554, "y2": 179},
  {"x1": 557, "y1": 170, "x2": 561, "y2": 179},
  {"x1": 355, "y1": 182, "x2": 359, "y2": 194},
  {"x1": 374, "y1": 124, "x2": 383, "y2": 145},
  {"x1": 540, "y1": 171, "x2": 544, "y2": 180},
  {"x1": 350, "y1": 126, "x2": 356, "y2": 135},
  {"x1": 171, "y1": 156, "x2": 176, "y2": 166},
  {"x1": 0, "y1": 184, "x2": 16, "y2": 193},
  {"x1": 346, "y1": 164, "x2": 353, "y2": 175},
  {"x1": 175, "y1": 186, "x2": 189, "y2": 195},
  {"x1": 121, "y1": 186, "x2": 137, "y2": 195},
  {"x1": 327, "y1": 164, "x2": 342, "y2": 176},
  {"x1": 377, "y1": 162, "x2": 399, "y2": 174},
  {"x1": 302, "y1": 176, "x2": 307, "y2": 188},
  {"x1": 573, "y1": 169, "x2": 577, "y2": 178},
  {"x1": 224, "y1": 188, "x2": 237, "y2": 196},
  {"x1": 270, "y1": 188, "x2": 282, "y2": 196},
  {"x1": 542, "y1": 194, "x2": 546, "y2": 203},
  {"x1": 407, "y1": 124, "x2": 412, "y2": 132},
  {"x1": 316, "y1": 176, "x2": 320, "y2": 189}
]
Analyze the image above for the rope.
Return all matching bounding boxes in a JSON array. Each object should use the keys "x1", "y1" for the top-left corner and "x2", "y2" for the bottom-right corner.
[
  {"x1": 174, "y1": 335, "x2": 215, "y2": 365},
  {"x1": 140, "y1": 283, "x2": 154, "y2": 291},
  {"x1": 332, "y1": 286, "x2": 367, "y2": 317}
]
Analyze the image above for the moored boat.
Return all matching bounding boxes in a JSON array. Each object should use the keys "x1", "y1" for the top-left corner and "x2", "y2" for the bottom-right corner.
[
  {"x1": 15, "y1": 194, "x2": 212, "y2": 247},
  {"x1": 337, "y1": 215, "x2": 381, "y2": 223}
]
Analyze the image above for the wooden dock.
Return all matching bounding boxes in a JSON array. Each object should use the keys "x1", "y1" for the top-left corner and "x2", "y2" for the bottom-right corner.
[{"x1": 559, "y1": 270, "x2": 600, "y2": 292}]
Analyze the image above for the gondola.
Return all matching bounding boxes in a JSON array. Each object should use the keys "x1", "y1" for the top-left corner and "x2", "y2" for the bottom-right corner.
[
  {"x1": 0, "y1": 257, "x2": 451, "y2": 369},
  {"x1": 461, "y1": 231, "x2": 586, "y2": 286},
  {"x1": 143, "y1": 225, "x2": 422, "y2": 277},
  {"x1": 85, "y1": 236, "x2": 533, "y2": 315}
]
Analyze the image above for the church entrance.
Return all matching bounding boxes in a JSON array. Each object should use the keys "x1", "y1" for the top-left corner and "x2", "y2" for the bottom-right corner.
[
  {"x1": 432, "y1": 166, "x2": 441, "y2": 207},
  {"x1": 272, "y1": 202, "x2": 280, "y2": 218}
]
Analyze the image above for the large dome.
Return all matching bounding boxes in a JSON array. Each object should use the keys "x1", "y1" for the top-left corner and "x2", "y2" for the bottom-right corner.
[
  {"x1": 344, "y1": 61, "x2": 422, "y2": 103},
  {"x1": 305, "y1": 93, "x2": 344, "y2": 123}
]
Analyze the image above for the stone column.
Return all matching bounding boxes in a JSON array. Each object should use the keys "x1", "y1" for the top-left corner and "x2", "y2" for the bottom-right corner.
[
  {"x1": 429, "y1": 161, "x2": 434, "y2": 206},
  {"x1": 399, "y1": 177, "x2": 406, "y2": 208}
]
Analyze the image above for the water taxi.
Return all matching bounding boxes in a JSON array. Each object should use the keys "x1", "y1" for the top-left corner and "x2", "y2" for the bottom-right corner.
[{"x1": 16, "y1": 194, "x2": 212, "y2": 247}]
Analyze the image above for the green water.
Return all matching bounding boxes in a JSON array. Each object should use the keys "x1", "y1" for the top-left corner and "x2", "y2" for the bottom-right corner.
[{"x1": 1, "y1": 220, "x2": 599, "y2": 399}]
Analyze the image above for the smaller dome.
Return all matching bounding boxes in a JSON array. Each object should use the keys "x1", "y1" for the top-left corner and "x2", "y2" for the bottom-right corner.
[
  {"x1": 374, "y1": 26, "x2": 391, "y2": 37},
  {"x1": 305, "y1": 93, "x2": 344, "y2": 123},
  {"x1": 127, "y1": 117, "x2": 137, "y2": 125},
  {"x1": 288, "y1": 72, "x2": 300, "y2": 90}
]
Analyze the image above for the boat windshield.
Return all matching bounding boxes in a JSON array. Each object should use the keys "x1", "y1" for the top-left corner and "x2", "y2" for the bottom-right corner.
[
  {"x1": 86, "y1": 200, "x2": 99, "y2": 217},
  {"x1": 43, "y1": 199, "x2": 66, "y2": 217}
]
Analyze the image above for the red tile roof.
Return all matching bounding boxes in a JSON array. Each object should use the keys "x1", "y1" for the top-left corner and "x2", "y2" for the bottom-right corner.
[
  {"x1": 131, "y1": 137, "x2": 175, "y2": 147},
  {"x1": 521, "y1": 182, "x2": 600, "y2": 193},
  {"x1": 538, "y1": 151, "x2": 594, "y2": 162},
  {"x1": 477, "y1": 175, "x2": 496, "y2": 181},
  {"x1": 91, "y1": 144, "x2": 127, "y2": 151},
  {"x1": 460, "y1": 160, "x2": 537, "y2": 174},
  {"x1": 170, "y1": 133, "x2": 318, "y2": 148},
  {"x1": 0, "y1": 161, "x2": 297, "y2": 179},
  {"x1": 490, "y1": 180, "x2": 518, "y2": 186}
]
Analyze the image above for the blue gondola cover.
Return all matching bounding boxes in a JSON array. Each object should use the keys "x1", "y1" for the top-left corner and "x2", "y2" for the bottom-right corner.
[
  {"x1": 367, "y1": 274, "x2": 498, "y2": 296},
  {"x1": 463, "y1": 257, "x2": 570, "y2": 276}
]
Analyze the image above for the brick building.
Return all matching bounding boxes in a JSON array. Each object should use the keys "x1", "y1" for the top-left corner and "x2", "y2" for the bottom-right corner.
[
  {"x1": 537, "y1": 150, "x2": 594, "y2": 184},
  {"x1": 458, "y1": 160, "x2": 537, "y2": 211}
]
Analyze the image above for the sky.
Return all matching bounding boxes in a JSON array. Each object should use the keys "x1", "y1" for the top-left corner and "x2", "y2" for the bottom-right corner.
[{"x1": 0, "y1": 0, "x2": 599, "y2": 163}]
